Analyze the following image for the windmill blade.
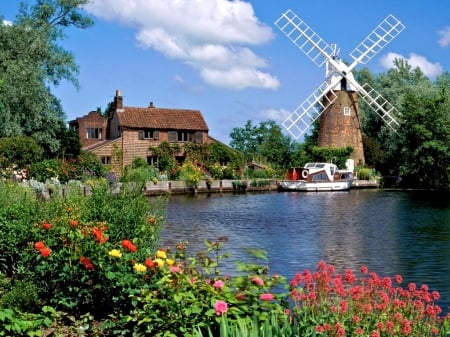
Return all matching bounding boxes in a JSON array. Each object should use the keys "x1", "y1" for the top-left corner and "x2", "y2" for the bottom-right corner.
[
  {"x1": 275, "y1": 9, "x2": 334, "y2": 68},
  {"x1": 349, "y1": 14, "x2": 405, "y2": 66},
  {"x1": 357, "y1": 83, "x2": 401, "y2": 133},
  {"x1": 283, "y1": 81, "x2": 338, "y2": 139}
]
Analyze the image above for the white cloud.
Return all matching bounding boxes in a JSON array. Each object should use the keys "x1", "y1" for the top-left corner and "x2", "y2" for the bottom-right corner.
[
  {"x1": 380, "y1": 52, "x2": 443, "y2": 79},
  {"x1": 84, "y1": 0, "x2": 279, "y2": 90},
  {"x1": 438, "y1": 26, "x2": 450, "y2": 47},
  {"x1": 2, "y1": 20, "x2": 13, "y2": 26},
  {"x1": 260, "y1": 108, "x2": 291, "y2": 123}
]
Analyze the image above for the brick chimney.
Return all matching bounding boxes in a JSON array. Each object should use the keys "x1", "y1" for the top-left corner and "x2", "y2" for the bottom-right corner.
[{"x1": 114, "y1": 89, "x2": 123, "y2": 110}]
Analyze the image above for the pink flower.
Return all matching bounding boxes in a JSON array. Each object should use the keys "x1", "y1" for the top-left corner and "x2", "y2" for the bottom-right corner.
[
  {"x1": 251, "y1": 276, "x2": 264, "y2": 286},
  {"x1": 214, "y1": 300, "x2": 228, "y2": 315},
  {"x1": 260, "y1": 293, "x2": 275, "y2": 301},
  {"x1": 170, "y1": 266, "x2": 181, "y2": 273},
  {"x1": 213, "y1": 280, "x2": 225, "y2": 289}
]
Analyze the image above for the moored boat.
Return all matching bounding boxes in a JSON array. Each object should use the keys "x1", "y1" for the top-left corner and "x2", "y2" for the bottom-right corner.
[{"x1": 277, "y1": 162, "x2": 354, "y2": 192}]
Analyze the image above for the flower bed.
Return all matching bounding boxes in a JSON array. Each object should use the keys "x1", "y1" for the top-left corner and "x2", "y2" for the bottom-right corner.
[{"x1": 0, "y1": 180, "x2": 448, "y2": 336}]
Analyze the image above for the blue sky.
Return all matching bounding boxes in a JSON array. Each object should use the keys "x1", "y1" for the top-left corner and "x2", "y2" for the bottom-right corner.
[{"x1": 2, "y1": 1, "x2": 449, "y2": 144}]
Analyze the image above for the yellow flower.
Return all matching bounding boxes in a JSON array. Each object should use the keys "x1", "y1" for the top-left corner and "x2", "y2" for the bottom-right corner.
[
  {"x1": 154, "y1": 258, "x2": 165, "y2": 267},
  {"x1": 156, "y1": 250, "x2": 167, "y2": 259},
  {"x1": 166, "y1": 258, "x2": 175, "y2": 266},
  {"x1": 109, "y1": 249, "x2": 122, "y2": 258},
  {"x1": 133, "y1": 263, "x2": 147, "y2": 273}
]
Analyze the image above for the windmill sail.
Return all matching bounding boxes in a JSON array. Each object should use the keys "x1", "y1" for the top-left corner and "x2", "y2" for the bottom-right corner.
[
  {"x1": 275, "y1": 9, "x2": 334, "y2": 68},
  {"x1": 349, "y1": 15, "x2": 405, "y2": 65},
  {"x1": 358, "y1": 83, "x2": 401, "y2": 132},
  {"x1": 282, "y1": 80, "x2": 338, "y2": 139}
]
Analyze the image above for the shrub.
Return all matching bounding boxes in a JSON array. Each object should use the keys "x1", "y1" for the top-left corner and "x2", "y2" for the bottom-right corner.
[
  {"x1": 358, "y1": 167, "x2": 374, "y2": 180},
  {"x1": 0, "y1": 136, "x2": 43, "y2": 169},
  {"x1": 120, "y1": 165, "x2": 159, "y2": 185},
  {"x1": 0, "y1": 182, "x2": 41, "y2": 275},
  {"x1": 179, "y1": 161, "x2": 204, "y2": 187}
]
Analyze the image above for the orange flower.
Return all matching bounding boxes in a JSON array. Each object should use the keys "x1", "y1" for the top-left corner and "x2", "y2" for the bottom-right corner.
[
  {"x1": 121, "y1": 239, "x2": 137, "y2": 252},
  {"x1": 70, "y1": 220, "x2": 78, "y2": 227},
  {"x1": 42, "y1": 222, "x2": 51, "y2": 230},
  {"x1": 91, "y1": 227, "x2": 108, "y2": 244},
  {"x1": 144, "y1": 258, "x2": 154, "y2": 268},
  {"x1": 40, "y1": 247, "x2": 51, "y2": 258},
  {"x1": 80, "y1": 256, "x2": 94, "y2": 270},
  {"x1": 34, "y1": 241, "x2": 45, "y2": 250}
]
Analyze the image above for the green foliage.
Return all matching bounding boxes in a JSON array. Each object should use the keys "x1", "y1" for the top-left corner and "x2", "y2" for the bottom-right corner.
[
  {"x1": 397, "y1": 86, "x2": 450, "y2": 190},
  {"x1": 195, "y1": 314, "x2": 296, "y2": 337},
  {"x1": 0, "y1": 306, "x2": 54, "y2": 337},
  {"x1": 4, "y1": 180, "x2": 166, "y2": 320},
  {"x1": 354, "y1": 61, "x2": 450, "y2": 191},
  {"x1": 149, "y1": 141, "x2": 181, "y2": 179},
  {"x1": 179, "y1": 161, "x2": 204, "y2": 187},
  {"x1": 229, "y1": 120, "x2": 296, "y2": 169},
  {"x1": 120, "y1": 165, "x2": 160, "y2": 185},
  {"x1": 357, "y1": 167, "x2": 374, "y2": 180},
  {"x1": 131, "y1": 157, "x2": 148, "y2": 168},
  {"x1": 0, "y1": 136, "x2": 43, "y2": 169},
  {"x1": 0, "y1": 182, "x2": 41, "y2": 275},
  {"x1": 0, "y1": 280, "x2": 40, "y2": 313},
  {"x1": 0, "y1": 0, "x2": 93, "y2": 155},
  {"x1": 28, "y1": 152, "x2": 106, "y2": 183}
]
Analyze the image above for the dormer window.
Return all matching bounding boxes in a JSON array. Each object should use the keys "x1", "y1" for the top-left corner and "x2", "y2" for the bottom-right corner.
[
  {"x1": 343, "y1": 107, "x2": 351, "y2": 116},
  {"x1": 87, "y1": 128, "x2": 102, "y2": 139}
]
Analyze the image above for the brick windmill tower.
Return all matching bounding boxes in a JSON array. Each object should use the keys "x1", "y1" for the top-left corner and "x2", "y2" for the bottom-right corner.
[{"x1": 275, "y1": 10, "x2": 405, "y2": 167}]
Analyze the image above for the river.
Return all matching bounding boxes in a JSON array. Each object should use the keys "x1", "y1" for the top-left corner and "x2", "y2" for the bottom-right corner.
[{"x1": 160, "y1": 189, "x2": 450, "y2": 313}]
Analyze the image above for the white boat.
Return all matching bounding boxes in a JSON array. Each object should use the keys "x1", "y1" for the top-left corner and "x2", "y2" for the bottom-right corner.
[{"x1": 278, "y1": 162, "x2": 354, "y2": 192}]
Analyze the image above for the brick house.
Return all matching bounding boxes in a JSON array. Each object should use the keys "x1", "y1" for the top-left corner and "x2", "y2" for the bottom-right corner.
[{"x1": 69, "y1": 90, "x2": 214, "y2": 175}]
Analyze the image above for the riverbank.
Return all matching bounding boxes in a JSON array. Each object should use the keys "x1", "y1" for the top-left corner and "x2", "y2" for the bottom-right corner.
[{"x1": 143, "y1": 179, "x2": 379, "y2": 195}]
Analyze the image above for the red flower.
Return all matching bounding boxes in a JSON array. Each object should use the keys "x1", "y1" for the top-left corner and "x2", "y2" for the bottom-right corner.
[
  {"x1": 40, "y1": 247, "x2": 51, "y2": 258},
  {"x1": 70, "y1": 220, "x2": 78, "y2": 227},
  {"x1": 34, "y1": 241, "x2": 45, "y2": 250},
  {"x1": 121, "y1": 239, "x2": 137, "y2": 252},
  {"x1": 80, "y1": 256, "x2": 94, "y2": 270},
  {"x1": 42, "y1": 222, "x2": 51, "y2": 230},
  {"x1": 144, "y1": 258, "x2": 154, "y2": 268},
  {"x1": 260, "y1": 293, "x2": 275, "y2": 301},
  {"x1": 91, "y1": 227, "x2": 107, "y2": 244},
  {"x1": 251, "y1": 276, "x2": 264, "y2": 286}
]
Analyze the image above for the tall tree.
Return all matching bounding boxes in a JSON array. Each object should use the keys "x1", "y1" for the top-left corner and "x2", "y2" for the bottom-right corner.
[
  {"x1": 0, "y1": 0, "x2": 93, "y2": 155},
  {"x1": 398, "y1": 81, "x2": 450, "y2": 190},
  {"x1": 229, "y1": 120, "x2": 296, "y2": 169}
]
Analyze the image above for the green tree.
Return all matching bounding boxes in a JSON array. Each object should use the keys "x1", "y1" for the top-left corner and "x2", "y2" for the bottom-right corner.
[
  {"x1": 398, "y1": 84, "x2": 450, "y2": 190},
  {"x1": 0, "y1": 0, "x2": 93, "y2": 155},
  {"x1": 229, "y1": 120, "x2": 296, "y2": 169}
]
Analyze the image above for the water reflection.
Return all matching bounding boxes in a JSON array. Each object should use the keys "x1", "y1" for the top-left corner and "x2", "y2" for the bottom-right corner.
[{"x1": 160, "y1": 190, "x2": 450, "y2": 313}]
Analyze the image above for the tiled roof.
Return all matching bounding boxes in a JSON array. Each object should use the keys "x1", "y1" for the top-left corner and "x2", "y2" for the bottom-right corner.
[{"x1": 117, "y1": 106, "x2": 209, "y2": 131}]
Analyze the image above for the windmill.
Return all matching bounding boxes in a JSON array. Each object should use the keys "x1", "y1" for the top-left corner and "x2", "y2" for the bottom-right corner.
[{"x1": 275, "y1": 9, "x2": 405, "y2": 166}]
